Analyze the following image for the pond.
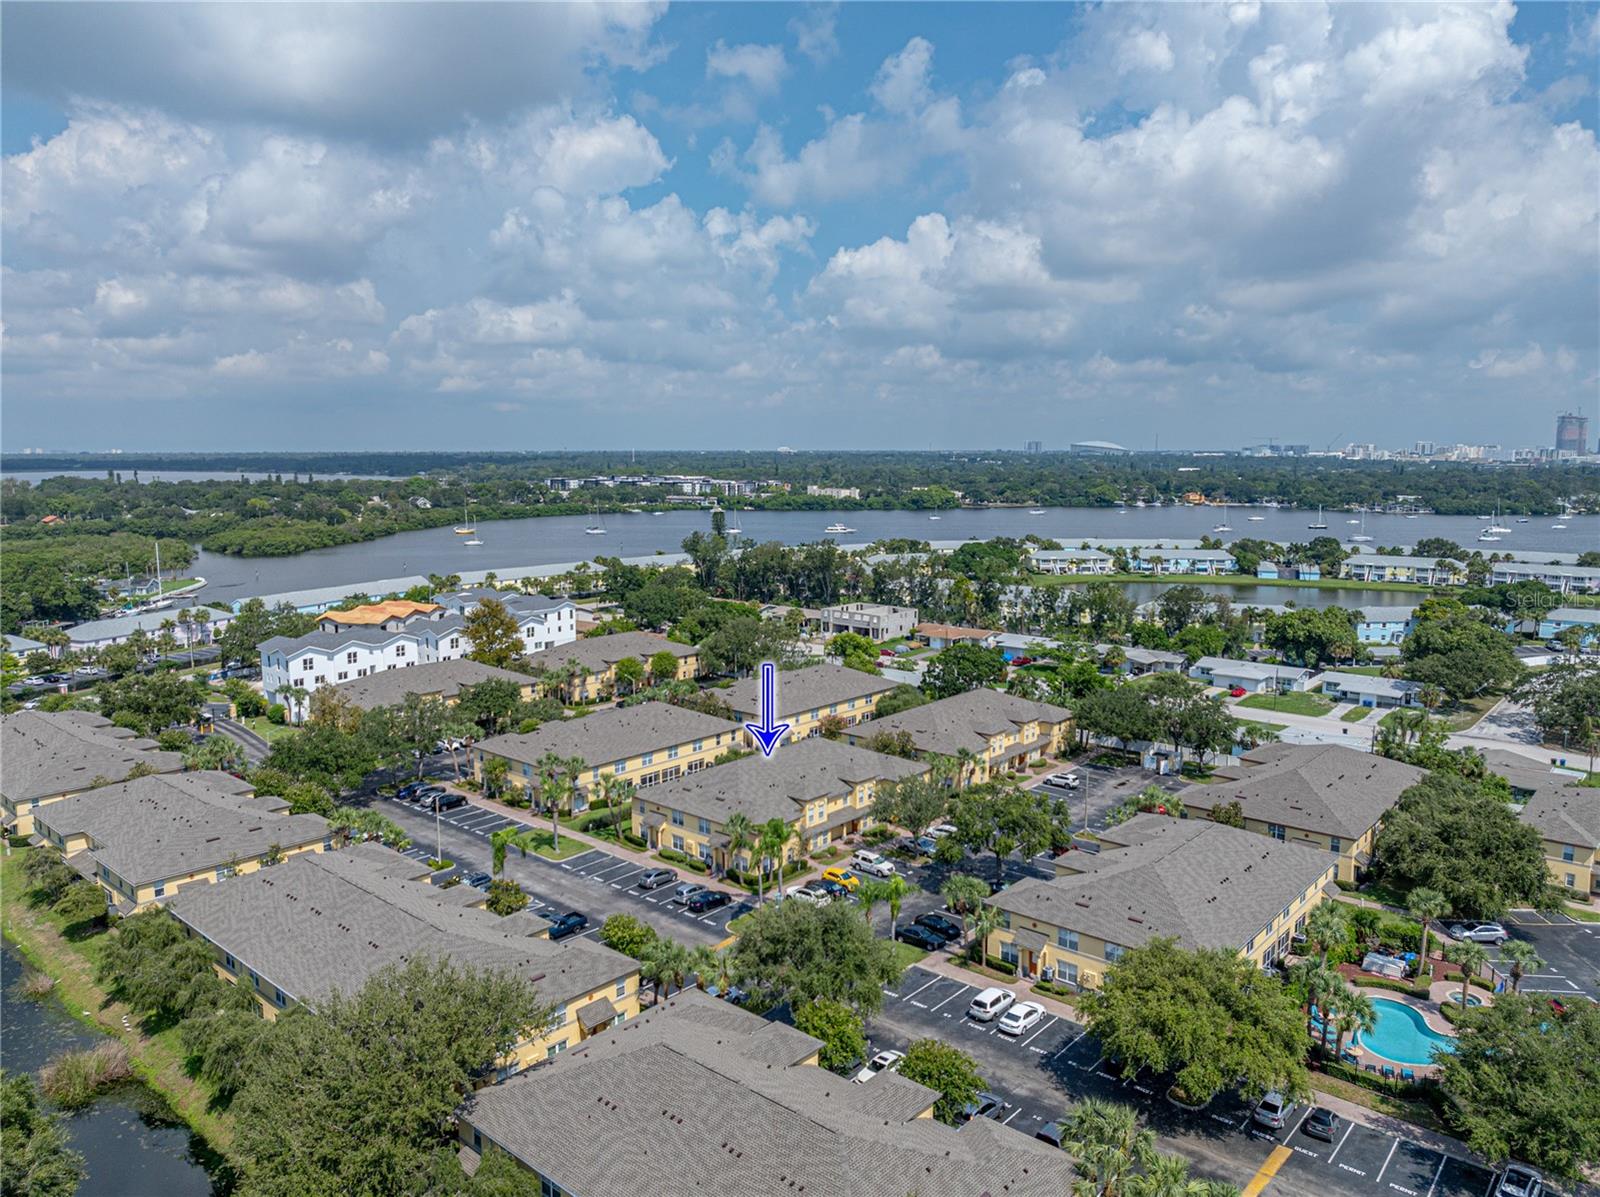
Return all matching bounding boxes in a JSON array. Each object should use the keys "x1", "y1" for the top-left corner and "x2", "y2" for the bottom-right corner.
[{"x1": 0, "y1": 941, "x2": 232, "y2": 1196}]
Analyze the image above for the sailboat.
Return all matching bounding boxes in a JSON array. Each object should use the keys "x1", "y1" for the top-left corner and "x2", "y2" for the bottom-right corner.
[
  {"x1": 454, "y1": 500, "x2": 475, "y2": 536},
  {"x1": 1211, "y1": 503, "x2": 1231, "y2": 533},
  {"x1": 1552, "y1": 522, "x2": 1568, "y2": 529},
  {"x1": 1307, "y1": 506, "x2": 1328, "y2": 529},
  {"x1": 726, "y1": 511, "x2": 742, "y2": 536},
  {"x1": 1477, "y1": 530, "x2": 1501, "y2": 542},
  {"x1": 1486, "y1": 507, "x2": 1510, "y2": 534},
  {"x1": 1351, "y1": 512, "x2": 1373, "y2": 542}
]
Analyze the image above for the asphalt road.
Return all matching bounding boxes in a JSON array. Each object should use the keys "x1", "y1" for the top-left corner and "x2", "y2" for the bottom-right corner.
[
  {"x1": 1497, "y1": 909, "x2": 1600, "y2": 1002},
  {"x1": 868, "y1": 965, "x2": 1502, "y2": 1197},
  {"x1": 365, "y1": 793, "x2": 748, "y2": 947},
  {"x1": 1025, "y1": 759, "x2": 1192, "y2": 835}
]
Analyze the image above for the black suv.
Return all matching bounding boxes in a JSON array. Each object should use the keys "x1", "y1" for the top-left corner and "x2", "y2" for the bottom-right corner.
[{"x1": 914, "y1": 913, "x2": 963, "y2": 942}]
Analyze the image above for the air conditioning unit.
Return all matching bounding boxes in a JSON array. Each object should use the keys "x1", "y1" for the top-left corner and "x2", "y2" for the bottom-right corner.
[{"x1": 1041, "y1": 966, "x2": 1056, "y2": 983}]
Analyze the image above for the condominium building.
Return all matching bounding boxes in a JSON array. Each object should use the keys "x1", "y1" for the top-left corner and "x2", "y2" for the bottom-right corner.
[
  {"x1": 985, "y1": 814, "x2": 1337, "y2": 988},
  {"x1": 1029, "y1": 548, "x2": 1115, "y2": 575},
  {"x1": 168, "y1": 848, "x2": 639, "y2": 1069},
  {"x1": 843, "y1": 689, "x2": 1071, "y2": 783},
  {"x1": 326, "y1": 658, "x2": 536, "y2": 715},
  {"x1": 1, "y1": 711, "x2": 185, "y2": 837},
  {"x1": 721, "y1": 663, "x2": 903, "y2": 741},
  {"x1": 475, "y1": 702, "x2": 742, "y2": 805},
  {"x1": 455, "y1": 988, "x2": 1072, "y2": 1195},
  {"x1": 818, "y1": 602, "x2": 919, "y2": 642},
  {"x1": 261, "y1": 624, "x2": 464, "y2": 716},
  {"x1": 521, "y1": 632, "x2": 700, "y2": 703},
  {"x1": 31, "y1": 772, "x2": 333, "y2": 912},
  {"x1": 1340, "y1": 555, "x2": 1463, "y2": 586},
  {"x1": 1174, "y1": 744, "x2": 1425, "y2": 883},
  {"x1": 632, "y1": 738, "x2": 928, "y2": 869}
]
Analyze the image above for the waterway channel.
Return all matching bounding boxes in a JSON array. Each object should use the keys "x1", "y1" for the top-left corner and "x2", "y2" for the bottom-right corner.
[
  {"x1": 173, "y1": 506, "x2": 1597, "y2": 609},
  {"x1": 0, "y1": 941, "x2": 230, "y2": 1196}
]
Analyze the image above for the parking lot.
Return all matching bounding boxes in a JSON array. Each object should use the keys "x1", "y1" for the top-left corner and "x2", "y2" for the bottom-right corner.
[
  {"x1": 370, "y1": 794, "x2": 749, "y2": 946},
  {"x1": 1498, "y1": 909, "x2": 1600, "y2": 1002},
  {"x1": 1025, "y1": 757, "x2": 1192, "y2": 835},
  {"x1": 867, "y1": 965, "x2": 1501, "y2": 1197}
]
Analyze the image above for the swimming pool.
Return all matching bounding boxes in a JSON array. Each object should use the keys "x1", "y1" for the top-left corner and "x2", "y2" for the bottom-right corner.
[{"x1": 1355, "y1": 998, "x2": 1456, "y2": 1065}]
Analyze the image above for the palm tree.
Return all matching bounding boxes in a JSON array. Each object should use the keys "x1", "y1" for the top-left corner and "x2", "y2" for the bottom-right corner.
[
  {"x1": 1407, "y1": 887, "x2": 1448, "y2": 973},
  {"x1": 1305, "y1": 902, "x2": 1348, "y2": 963},
  {"x1": 953, "y1": 747, "x2": 981, "y2": 787},
  {"x1": 176, "y1": 608, "x2": 195, "y2": 667},
  {"x1": 641, "y1": 938, "x2": 692, "y2": 1002},
  {"x1": 941, "y1": 874, "x2": 989, "y2": 940},
  {"x1": 1445, "y1": 942, "x2": 1489, "y2": 1010},
  {"x1": 689, "y1": 943, "x2": 720, "y2": 991},
  {"x1": 722, "y1": 811, "x2": 753, "y2": 879},
  {"x1": 880, "y1": 874, "x2": 911, "y2": 939},
  {"x1": 1330, "y1": 990, "x2": 1375, "y2": 1062},
  {"x1": 857, "y1": 879, "x2": 888, "y2": 926},
  {"x1": 967, "y1": 903, "x2": 1001, "y2": 965},
  {"x1": 1498, "y1": 941, "x2": 1544, "y2": 994},
  {"x1": 491, "y1": 826, "x2": 518, "y2": 879},
  {"x1": 1062, "y1": 1099, "x2": 1156, "y2": 1197},
  {"x1": 755, "y1": 818, "x2": 790, "y2": 903},
  {"x1": 1129, "y1": 1152, "x2": 1203, "y2": 1197},
  {"x1": 1288, "y1": 959, "x2": 1341, "y2": 1038},
  {"x1": 605, "y1": 776, "x2": 637, "y2": 850}
]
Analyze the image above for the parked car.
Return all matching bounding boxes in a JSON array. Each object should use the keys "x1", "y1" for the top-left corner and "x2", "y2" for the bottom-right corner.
[
  {"x1": 1229, "y1": 686, "x2": 1248, "y2": 697},
  {"x1": 913, "y1": 835, "x2": 938, "y2": 856},
  {"x1": 850, "y1": 850, "x2": 895, "y2": 878},
  {"x1": 813, "y1": 878, "x2": 851, "y2": 902},
  {"x1": 820, "y1": 867, "x2": 860, "y2": 892},
  {"x1": 895, "y1": 925, "x2": 946, "y2": 952},
  {"x1": 997, "y1": 1000, "x2": 1046, "y2": 1036},
  {"x1": 1034, "y1": 1122, "x2": 1064, "y2": 1149},
  {"x1": 435, "y1": 792, "x2": 467, "y2": 811},
  {"x1": 686, "y1": 889, "x2": 731, "y2": 914},
  {"x1": 636, "y1": 867, "x2": 678, "y2": 890},
  {"x1": 1493, "y1": 1165, "x2": 1544, "y2": 1197},
  {"x1": 988, "y1": 876, "x2": 1011, "y2": 895},
  {"x1": 463, "y1": 871, "x2": 492, "y2": 891},
  {"x1": 671, "y1": 882, "x2": 708, "y2": 906},
  {"x1": 21, "y1": 676, "x2": 44, "y2": 686},
  {"x1": 396, "y1": 781, "x2": 428, "y2": 799},
  {"x1": 958, "y1": 1091, "x2": 1009, "y2": 1123},
  {"x1": 1301, "y1": 1107, "x2": 1339, "y2": 1142},
  {"x1": 546, "y1": 911, "x2": 587, "y2": 940},
  {"x1": 928, "y1": 823, "x2": 959, "y2": 840},
  {"x1": 1252, "y1": 1092, "x2": 1294, "y2": 1130},
  {"x1": 852, "y1": 1049, "x2": 906, "y2": 1084},
  {"x1": 967, "y1": 987, "x2": 1016, "y2": 1022},
  {"x1": 914, "y1": 912, "x2": 963, "y2": 942},
  {"x1": 1449, "y1": 921, "x2": 1509, "y2": 945},
  {"x1": 786, "y1": 885, "x2": 828, "y2": 906},
  {"x1": 1044, "y1": 772, "x2": 1080, "y2": 789}
]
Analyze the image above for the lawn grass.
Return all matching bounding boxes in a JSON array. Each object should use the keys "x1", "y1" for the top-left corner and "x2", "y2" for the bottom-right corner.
[
  {"x1": 1340, "y1": 706, "x2": 1375, "y2": 723},
  {"x1": 1238, "y1": 718, "x2": 1289, "y2": 735},
  {"x1": 0, "y1": 848, "x2": 235, "y2": 1154},
  {"x1": 239, "y1": 715, "x2": 299, "y2": 743},
  {"x1": 1338, "y1": 665, "x2": 1386, "y2": 676},
  {"x1": 1310, "y1": 1072, "x2": 1447, "y2": 1134},
  {"x1": 1238, "y1": 691, "x2": 1334, "y2": 717},
  {"x1": 517, "y1": 829, "x2": 591, "y2": 860},
  {"x1": 889, "y1": 941, "x2": 929, "y2": 971}
]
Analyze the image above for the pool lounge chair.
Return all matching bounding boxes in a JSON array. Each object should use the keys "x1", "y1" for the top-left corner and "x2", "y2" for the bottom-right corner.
[
  {"x1": 1364, "y1": 1064, "x2": 1377, "y2": 1073},
  {"x1": 1381, "y1": 1065, "x2": 1396, "y2": 1079},
  {"x1": 1341, "y1": 1050, "x2": 1359, "y2": 1064},
  {"x1": 1401, "y1": 1069, "x2": 1415, "y2": 1082}
]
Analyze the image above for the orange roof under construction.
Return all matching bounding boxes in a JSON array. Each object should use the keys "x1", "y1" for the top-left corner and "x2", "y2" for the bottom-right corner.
[
  {"x1": 913, "y1": 622, "x2": 994, "y2": 641},
  {"x1": 319, "y1": 599, "x2": 441, "y2": 626}
]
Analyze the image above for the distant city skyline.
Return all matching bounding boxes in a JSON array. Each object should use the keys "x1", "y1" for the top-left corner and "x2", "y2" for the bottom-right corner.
[{"x1": 2, "y1": 2, "x2": 1597, "y2": 450}]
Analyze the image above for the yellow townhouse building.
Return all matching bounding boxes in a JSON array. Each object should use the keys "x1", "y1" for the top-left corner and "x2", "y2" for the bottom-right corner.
[
  {"x1": 1172, "y1": 743, "x2": 1425, "y2": 884},
  {"x1": 325, "y1": 657, "x2": 536, "y2": 714},
  {"x1": 475, "y1": 701, "x2": 743, "y2": 807},
  {"x1": 632, "y1": 737, "x2": 928, "y2": 871},
  {"x1": 167, "y1": 848, "x2": 640, "y2": 1070},
  {"x1": 29, "y1": 772, "x2": 334, "y2": 913},
  {"x1": 721, "y1": 662, "x2": 903, "y2": 744},
  {"x1": 523, "y1": 631, "x2": 700, "y2": 703},
  {"x1": 985, "y1": 813, "x2": 1338, "y2": 989},
  {"x1": 843, "y1": 689, "x2": 1071, "y2": 784},
  {"x1": 1488, "y1": 752, "x2": 1600, "y2": 897},
  {"x1": 455, "y1": 988, "x2": 1074, "y2": 1196},
  {"x1": 2, "y1": 710, "x2": 185, "y2": 838}
]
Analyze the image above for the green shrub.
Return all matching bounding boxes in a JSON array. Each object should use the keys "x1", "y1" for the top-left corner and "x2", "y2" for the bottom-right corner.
[
  {"x1": 1320, "y1": 1058, "x2": 1432, "y2": 1099},
  {"x1": 1440, "y1": 972, "x2": 1494, "y2": 991},
  {"x1": 1034, "y1": 979, "x2": 1076, "y2": 999},
  {"x1": 621, "y1": 832, "x2": 647, "y2": 849},
  {"x1": 266, "y1": 704, "x2": 286, "y2": 724},
  {"x1": 1334, "y1": 878, "x2": 1359, "y2": 892},
  {"x1": 657, "y1": 848, "x2": 708, "y2": 874},
  {"x1": 984, "y1": 955, "x2": 1018, "y2": 976},
  {"x1": 862, "y1": 826, "x2": 895, "y2": 846},
  {"x1": 1355, "y1": 976, "x2": 1432, "y2": 1000}
]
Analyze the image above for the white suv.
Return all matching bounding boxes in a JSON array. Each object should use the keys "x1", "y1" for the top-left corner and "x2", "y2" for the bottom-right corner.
[
  {"x1": 850, "y1": 849, "x2": 895, "y2": 878},
  {"x1": 1449, "y1": 922, "x2": 1508, "y2": 945}
]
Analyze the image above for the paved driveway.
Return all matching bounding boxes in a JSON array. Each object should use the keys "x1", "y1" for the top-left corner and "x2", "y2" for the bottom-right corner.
[
  {"x1": 1024, "y1": 760, "x2": 1190, "y2": 835},
  {"x1": 866, "y1": 965, "x2": 1502, "y2": 1197},
  {"x1": 1498, "y1": 910, "x2": 1600, "y2": 1002}
]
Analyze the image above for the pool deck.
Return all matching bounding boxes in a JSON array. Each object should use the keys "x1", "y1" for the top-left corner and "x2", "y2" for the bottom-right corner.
[{"x1": 1343, "y1": 985, "x2": 1484, "y2": 1079}]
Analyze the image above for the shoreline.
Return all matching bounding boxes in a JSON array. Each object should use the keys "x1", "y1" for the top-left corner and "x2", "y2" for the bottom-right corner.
[
  {"x1": 0, "y1": 847, "x2": 236, "y2": 1160},
  {"x1": 1021, "y1": 572, "x2": 1441, "y2": 594}
]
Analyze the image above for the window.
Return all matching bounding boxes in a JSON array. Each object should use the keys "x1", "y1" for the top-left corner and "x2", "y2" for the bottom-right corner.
[
  {"x1": 274, "y1": 988, "x2": 286, "y2": 1007},
  {"x1": 670, "y1": 810, "x2": 685, "y2": 827},
  {"x1": 1267, "y1": 823, "x2": 1286, "y2": 841},
  {"x1": 154, "y1": 883, "x2": 166, "y2": 898},
  {"x1": 314, "y1": 675, "x2": 326, "y2": 686},
  {"x1": 1104, "y1": 943, "x2": 1124, "y2": 964},
  {"x1": 1328, "y1": 837, "x2": 1341, "y2": 855},
  {"x1": 999, "y1": 941, "x2": 1020, "y2": 965},
  {"x1": 615, "y1": 978, "x2": 627, "y2": 999},
  {"x1": 1056, "y1": 928, "x2": 1079, "y2": 953},
  {"x1": 697, "y1": 818, "x2": 710, "y2": 835},
  {"x1": 301, "y1": 658, "x2": 314, "y2": 671},
  {"x1": 1566, "y1": 873, "x2": 1576, "y2": 888},
  {"x1": 1563, "y1": 844, "x2": 1576, "y2": 862},
  {"x1": 1056, "y1": 962, "x2": 1079, "y2": 988},
  {"x1": 472, "y1": 1129, "x2": 482, "y2": 1152},
  {"x1": 540, "y1": 1179, "x2": 566, "y2": 1197},
  {"x1": 224, "y1": 953, "x2": 236, "y2": 971},
  {"x1": 337, "y1": 672, "x2": 348, "y2": 681},
  {"x1": 996, "y1": 910, "x2": 1010, "y2": 930},
  {"x1": 642, "y1": 752, "x2": 654, "y2": 766},
  {"x1": 672, "y1": 834, "x2": 685, "y2": 852},
  {"x1": 449, "y1": 637, "x2": 459, "y2": 649},
  {"x1": 346, "y1": 651, "x2": 358, "y2": 664}
]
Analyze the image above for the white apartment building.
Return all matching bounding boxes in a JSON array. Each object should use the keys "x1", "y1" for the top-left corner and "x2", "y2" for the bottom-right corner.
[{"x1": 432, "y1": 589, "x2": 578, "y2": 654}]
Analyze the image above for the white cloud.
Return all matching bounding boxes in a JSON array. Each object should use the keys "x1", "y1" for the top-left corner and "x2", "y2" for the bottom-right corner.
[
  {"x1": 706, "y1": 40, "x2": 789, "y2": 94},
  {"x1": 1115, "y1": 29, "x2": 1176, "y2": 75},
  {"x1": 789, "y1": 6, "x2": 840, "y2": 65},
  {"x1": 871, "y1": 37, "x2": 935, "y2": 114}
]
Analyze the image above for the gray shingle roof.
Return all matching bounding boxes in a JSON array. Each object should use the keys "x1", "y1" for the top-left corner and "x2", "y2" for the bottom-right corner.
[
  {"x1": 721, "y1": 663, "x2": 901, "y2": 720},
  {"x1": 479, "y1": 701, "x2": 741, "y2": 769},
  {"x1": 640, "y1": 737, "x2": 927, "y2": 826},
  {"x1": 992, "y1": 814, "x2": 1336, "y2": 952},
  {"x1": 459, "y1": 988, "x2": 1073, "y2": 1197},
  {"x1": 37, "y1": 772, "x2": 330, "y2": 885},
  {"x1": 2, "y1": 711, "x2": 185, "y2": 802},
  {"x1": 523, "y1": 632, "x2": 696, "y2": 677},
  {"x1": 167, "y1": 849, "x2": 634, "y2": 1009},
  {"x1": 860, "y1": 689, "x2": 1070, "y2": 757},
  {"x1": 1176, "y1": 744, "x2": 1425, "y2": 840},
  {"x1": 1518, "y1": 787, "x2": 1600, "y2": 849},
  {"x1": 329, "y1": 659, "x2": 531, "y2": 711},
  {"x1": 258, "y1": 624, "x2": 417, "y2": 656}
]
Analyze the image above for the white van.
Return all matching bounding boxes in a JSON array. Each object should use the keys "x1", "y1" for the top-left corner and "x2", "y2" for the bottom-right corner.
[
  {"x1": 967, "y1": 987, "x2": 1016, "y2": 1022},
  {"x1": 850, "y1": 849, "x2": 895, "y2": 878}
]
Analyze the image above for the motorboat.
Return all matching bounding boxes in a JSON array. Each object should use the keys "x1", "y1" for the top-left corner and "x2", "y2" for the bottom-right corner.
[
  {"x1": 1516, "y1": 518, "x2": 1530, "y2": 524},
  {"x1": 1477, "y1": 532, "x2": 1501, "y2": 542},
  {"x1": 1029, "y1": 509, "x2": 1046, "y2": 515},
  {"x1": 1552, "y1": 523, "x2": 1568, "y2": 529},
  {"x1": 1346, "y1": 518, "x2": 1361, "y2": 525},
  {"x1": 1247, "y1": 515, "x2": 1265, "y2": 521},
  {"x1": 463, "y1": 537, "x2": 483, "y2": 546},
  {"x1": 825, "y1": 523, "x2": 855, "y2": 534},
  {"x1": 929, "y1": 515, "x2": 941, "y2": 520},
  {"x1": 585, "y1": 526, "x2": 606, "y2": 535}
]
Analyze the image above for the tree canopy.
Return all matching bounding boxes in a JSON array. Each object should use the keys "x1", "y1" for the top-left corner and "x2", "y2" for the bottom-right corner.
[
  {"x1": 727, "y1": 898, "x2": 903, "y2": 1017},
  {"x1": 921, "y1": 643, "x2": 1007, "y2": 699}
]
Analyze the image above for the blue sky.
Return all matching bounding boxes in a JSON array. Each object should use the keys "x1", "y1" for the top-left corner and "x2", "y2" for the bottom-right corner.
[{"x1": 3, "y1": 2, "x2": 1596, "y2": 451}]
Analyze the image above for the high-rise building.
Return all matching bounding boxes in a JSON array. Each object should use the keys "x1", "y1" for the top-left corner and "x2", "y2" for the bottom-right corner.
[
  {"x1": 1556, "y1": 412, "x2": 1590, "y2": 454},
  {"x1": 1023, "y1": 440, "x2": 1043, "y2": 454}
]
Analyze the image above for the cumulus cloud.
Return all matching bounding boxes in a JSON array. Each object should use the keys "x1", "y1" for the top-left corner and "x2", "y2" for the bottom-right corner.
[
  {"x1": 789, "y1": 5, "x2": 840, "y2": 65},
  {"x1": 706, "y1": 40, "x2": 789, "y2": 94}
]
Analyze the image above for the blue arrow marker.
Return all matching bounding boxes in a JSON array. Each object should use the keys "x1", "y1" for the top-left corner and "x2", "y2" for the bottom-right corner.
[{"x1": 744, "y1": 661, "x2": 791, "y2": 758}]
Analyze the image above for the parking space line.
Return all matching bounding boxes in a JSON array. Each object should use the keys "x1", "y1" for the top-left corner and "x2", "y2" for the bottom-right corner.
[
  {"x1": 1047, "y1": 1030, "x2": 1084, "y2": 1062},
  {"x1": 929, "y1": 984, "x2": 971, "y2": 1013},
  {"x1": 1326, "y1": 1121, "x2": 1355, "y2": 1164},
  {"x1": 1375, "y1": 1139, "x2": 1399, "y2": 1185},
  {"x1": 589, "y1": 860, "x2": 636, "y2": 881},
  {"x1": 1020, "y1": 1016, "x2": 1056, "y2": 1049},
  {"x1": 1286, "y1": 1107, "x2": 1310, "y2": 1138},
  {"x1": 1000, "y1": 1106, "x2": 1022, "y2": 1126},
  {"x1": 1423, "y1": 1155, "x2": 1446, "y2": 1197},
  {"x1": 900, "y1": 976, "x2": 940, "y2": 1004}
]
